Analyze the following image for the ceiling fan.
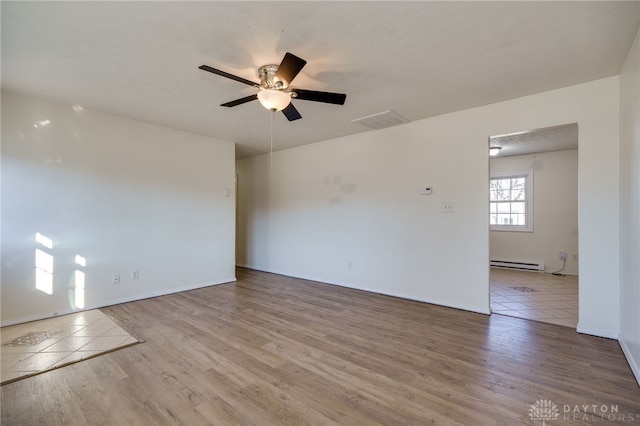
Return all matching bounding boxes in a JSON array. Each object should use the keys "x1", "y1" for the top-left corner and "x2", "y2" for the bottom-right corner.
[{"x1": 199, "y1": 52, "x2": 346, "y2": 121}]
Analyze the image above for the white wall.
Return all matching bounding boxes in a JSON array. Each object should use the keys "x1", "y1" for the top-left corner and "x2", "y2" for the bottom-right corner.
[
  {"x1": 237, "y1": 76, "x2": 620, "y2": 337},
  {"x1": 238, "y1": 118, "x2": 492, "y2": 314},
  {"x1": 1, "y1": 90, "x2": 237, "y2": 325},
  {"x1": 490, "y1": 149, "x2": 579, "y2": 276},
  {"x1": 619, "y1": 27, "x2": 640, "y2": 384}
]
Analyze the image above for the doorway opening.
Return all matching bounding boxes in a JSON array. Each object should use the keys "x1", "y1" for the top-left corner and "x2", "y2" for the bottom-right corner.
[{"x1": 488, "y1": 123, "x2": 579, "y2": 328}]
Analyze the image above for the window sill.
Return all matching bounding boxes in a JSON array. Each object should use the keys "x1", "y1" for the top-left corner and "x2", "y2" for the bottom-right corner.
[{"x1": 490, "y1": 226, "x2": 533, "y2": 233}]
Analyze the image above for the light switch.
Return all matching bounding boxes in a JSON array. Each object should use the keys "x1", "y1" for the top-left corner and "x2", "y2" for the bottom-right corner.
[{"x1": 420, "y1": 187, "x2": 433, "y2": 195}]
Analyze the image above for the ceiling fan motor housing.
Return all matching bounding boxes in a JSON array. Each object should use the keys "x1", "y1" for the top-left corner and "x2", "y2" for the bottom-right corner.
[{"x1": 258, "y1": 64, "x2": 287, "y2": 90}]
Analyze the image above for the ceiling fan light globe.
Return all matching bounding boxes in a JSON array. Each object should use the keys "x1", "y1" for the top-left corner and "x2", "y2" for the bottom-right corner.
[
  {"x1": 489, "y1": 146, "x2": 502, "y2": 156},
  {"x1": 257, "y1": 89, "x2": 291, "y2": 112}
]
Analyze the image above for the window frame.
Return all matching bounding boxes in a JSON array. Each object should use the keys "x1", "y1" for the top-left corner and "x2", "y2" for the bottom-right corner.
[{"x1": 489, "y1": 170, "x2": 534, "y2": 232}]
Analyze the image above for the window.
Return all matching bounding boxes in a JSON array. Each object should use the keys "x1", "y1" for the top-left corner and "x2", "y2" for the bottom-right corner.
[{"x1": 490, "y1": 171, "x2": 533, "y2": 232}]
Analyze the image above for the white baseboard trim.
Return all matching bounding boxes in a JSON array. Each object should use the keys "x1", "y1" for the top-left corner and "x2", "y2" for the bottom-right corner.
[
  {"x1": 576, "y1": 323, "x2": 620, "y2": 340},
  {"x1": 1, "y1": 276, "x2": 237, "y2": 327},
  {"x1": 373, "y1": 288, "x2": 491, "y2": 316},
  {"x1": 236, "y1": 265, "x2": 491, "y2": 315},
  {"x1": 619, "y1": 338, "x2": 640, "y2": 386}
]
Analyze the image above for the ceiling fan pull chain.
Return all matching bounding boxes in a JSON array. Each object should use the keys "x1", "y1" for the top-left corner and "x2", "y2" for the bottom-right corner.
[{"x1": 270, "y1": 110, "x2": 274, "y2": 169}]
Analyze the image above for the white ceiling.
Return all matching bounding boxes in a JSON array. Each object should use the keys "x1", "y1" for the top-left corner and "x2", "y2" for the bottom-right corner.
[
  {"x1": 2, "y1": 1, "x2": 639, "y2": 159},
  {"x1": 490, "y1": 123, "x2": 578, "y2": 158}
]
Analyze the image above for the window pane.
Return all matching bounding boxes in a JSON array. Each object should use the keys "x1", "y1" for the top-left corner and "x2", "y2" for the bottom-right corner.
[
  {"x1": 490, "y1": 214, "x2": 497, "y2": 225},
  {"x1": 490, "y1": 203, "x2": 497, "y2": 213},
  {"x1": 511, "y1": 202, "x2": 525, "y2": 214},
  {"x1": 511, "y1": 177, "x2": 526, "y2": 188},
  {"x1": 510, "y1": 178, "x2": 526, "y2": 200},
  {"x1": 497, "y1": 214, "x2": 512, "y2": 225},
  {"x1": 490, "y1": 179, "x2": 510, "y2": 200},
  {"x1": 513, "y1": 214, "x2": 526, "y2": 225},
  {"x1": 497, "y1": 202, "x2": 511, "y2": 213},
  {"x1": 511, "y1": 189, "x2": 525, "y2": 201},
  {"x1": 491, "y1": 179, "x2": 507, "y2": 190},
  {"x1": 499, "y1": 189, "x2": 513, "y2": 201}
]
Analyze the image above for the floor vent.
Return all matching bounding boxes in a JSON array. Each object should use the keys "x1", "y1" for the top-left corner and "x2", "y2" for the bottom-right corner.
[
  {"x1": 351, "y1": 110, "x2": 409, "y2": 130},
  {"x1": 9, "y1": 331, "x2": 52, "y2": 346},
  {"x1": 490, "y1": 260, "x2": 545, "y2": 272},
  {"x1": 509, "y1": 286, "x2": 538, "y2": 293}
]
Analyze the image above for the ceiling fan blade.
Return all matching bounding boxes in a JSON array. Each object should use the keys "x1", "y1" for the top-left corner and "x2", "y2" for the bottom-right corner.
[
  {"x1": 293, "y1": 89, "x2": 346, "y2": 105},
  {"x1": 282, "y1": 103, "x2": 302, "y2": 121},
  {"x1": 275, "y1": 53, "x2": 307, "y2": 86},
  {"x1": 199, "y1": 65, "x2": 258, "y2": 87},
  {"x1": 221, "y1": 94, "x2": 258, "y2": 107}
]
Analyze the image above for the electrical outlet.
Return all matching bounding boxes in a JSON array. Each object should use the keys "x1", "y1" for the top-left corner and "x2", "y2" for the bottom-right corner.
[
  {"x1": 442, "y1": 202, "x2": 454, "y2": 213},
  {"x1": 112, "y1": 274, "x2": 120, "y2": 284},
  {"x1": 559, "y1": 252, "x2": 567, "y2": 260},
  {"x1": 131, "y1": 269, "x2": 139, "y2": 280}
]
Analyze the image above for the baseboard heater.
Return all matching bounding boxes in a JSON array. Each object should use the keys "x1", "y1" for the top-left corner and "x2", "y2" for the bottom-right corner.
[{"x1": 490, "y1": 260, "x2": 545, "y2": 272}]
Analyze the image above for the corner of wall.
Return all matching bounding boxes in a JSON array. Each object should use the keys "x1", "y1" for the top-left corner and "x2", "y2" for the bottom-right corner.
[{"x1": 617, "y1": 25, "x2": 640, "y2": 387}]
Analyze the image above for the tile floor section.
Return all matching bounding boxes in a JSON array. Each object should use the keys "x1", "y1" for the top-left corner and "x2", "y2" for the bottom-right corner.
[
  {"x1": 490, "y1": 267, "x2": 578, "y2": 328},
  {"x1": 1, "y1": 309, "x2": 139, "y2": 385}
]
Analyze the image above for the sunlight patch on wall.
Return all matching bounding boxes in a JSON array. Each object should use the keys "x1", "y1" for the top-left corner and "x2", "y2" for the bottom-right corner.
[
  {"x1": 33, "y1": 119, "x2": 51, "y2": 129},
  {"x1": 35, "y1": 248, "x2": 53, "y2": 295},
  {"x1": 35, "y1": 233, "x2": 54, "y2": 295},
  {"x1": 74, "y1": 255, "x2": 86, "y2": 309},
  {"x1": 35, "y1": 232, "x2": 53, "y2": 249}
]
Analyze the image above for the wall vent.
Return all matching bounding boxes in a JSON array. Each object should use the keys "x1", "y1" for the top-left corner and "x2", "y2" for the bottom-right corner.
[
  {"x1": 490, "y1": 260, "x2": 545, "y2": 272},
  {"x1": 351, "y1": 110, "x2": 409, "y2": 130}
]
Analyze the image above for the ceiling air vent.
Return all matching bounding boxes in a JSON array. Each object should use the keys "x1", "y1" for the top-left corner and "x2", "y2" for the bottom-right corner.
[{"x1": 351, "y1": 110, "x2": 408, "y2": 130}]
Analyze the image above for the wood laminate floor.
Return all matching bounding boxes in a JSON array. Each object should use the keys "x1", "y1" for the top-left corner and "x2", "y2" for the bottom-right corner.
[{"x1": 2, "y1": 267, "x2": 639, "y2": 425}]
